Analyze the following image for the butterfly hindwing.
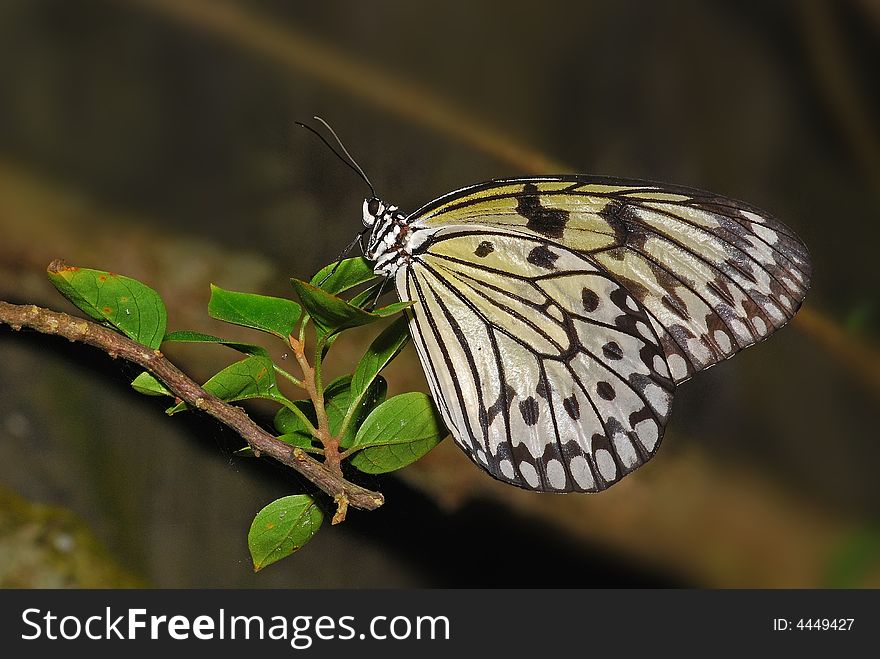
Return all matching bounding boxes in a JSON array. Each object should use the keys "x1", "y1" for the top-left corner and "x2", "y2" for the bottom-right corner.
[
  {"x1": 398, "y1": 228, "x2": 674, "y2": 492},
  {"x1": 410, "y1": 176, "x2": 811, "y2": 383}
]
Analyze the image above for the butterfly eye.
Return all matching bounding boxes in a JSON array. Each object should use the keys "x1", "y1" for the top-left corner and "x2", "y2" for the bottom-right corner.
[{"x1": 363, "y1": 198, "x2": 382, "y2": 226}]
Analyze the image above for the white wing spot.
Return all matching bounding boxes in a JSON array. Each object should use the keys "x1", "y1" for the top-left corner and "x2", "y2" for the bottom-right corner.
[
  {"x1": 635, "y1": 419, "x2": 659, "y2": 452},
  {"x1": 569, "y1": 455, "x2": 595, "y2": 490},
  {"x1": 713, "y1": 329, "x2": 732, "y2": 353},
  {"x1": 765, "y1": 303, "x2": 786, "y2": 324},
  {"x1": 752, "y1": 224, "x2": 779, "y2": 245},
  {"x1": 519, "y1": 462, "x2": 540, "y2": 488},
  {"x1": 643, "y1": 382, "x2": 671, "y2": 415},
  {"x1": 652, "y1": 354, "x2": 669, "y2": 376},
  {"x1": 612, "y1": 431, "x2": 638, "y2": 468},
  {"x1": 499, "y1": 459, "x2": 515, "y2": 479},
  {"x1": 729, "y1": 318, "x2": 752, "y2": 343},
  {"x1": 546, "y1": 459, "x2": 567, "y2": 489},
  {"x1": 753, "y1": 316, "x2": 767, "y2": 335},
  {"x1": 636, "y1": 321, "x2": 652, "y2": 338},
  {"x1": 686, "y1": 336, "x2": 713, "y2": 362},
  {"x1": 741, "y1": 210, "x2": 765, "y2": 225},
  {"x1": 595, "y1": 449, "x2": 618, "y2": 482},
  {"x1": 668, "y1": 353, "x2": 688, "y2": 379}
]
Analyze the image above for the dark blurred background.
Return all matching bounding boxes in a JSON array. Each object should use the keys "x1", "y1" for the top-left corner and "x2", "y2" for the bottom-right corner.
[{"x1": 1, "y1": 0, "x2": 878, "y2": 587}]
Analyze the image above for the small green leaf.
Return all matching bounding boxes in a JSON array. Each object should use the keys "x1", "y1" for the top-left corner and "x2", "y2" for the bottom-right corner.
[
  {"x1": 131, "y1": 371, "x2": 172, "y2": 397},
  {"x1": 310, "y1": 257, "x2": 377, "y2": 295},
  {"x1": 47, "y1": 262, "x2": 167, "y2": 349},
  {"x1": 168, "y1": 355, "x2": 290, "y2": 414},
  {"x1": 349, "y1": 283, "x2": 414, "y2": 315},
  {"x1": 248, "y1": 495, "x2": 323, "y2": 571},
  {"x1": 163, "y1": 330, "x2": 269, "y2": 357},
  {"x1": 350, "y1": 316, "x2": 410, "y2": 402},
  {"x1": 291, "y1": 278, "x2": 379, "y2": 335},
  {"x1": 349, "y1": 392, "x2": 446, "y2": 473},
  {"x1": 208, "y1": 285, "x2": 301, "y2": 338},
  {"x1": 291, "y1": 278, "x2": 412, "y2": 337}
]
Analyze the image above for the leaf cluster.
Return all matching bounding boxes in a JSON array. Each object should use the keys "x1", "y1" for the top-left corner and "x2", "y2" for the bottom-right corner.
[{"x1": 47, "y1": 258, "x2": 445, "y2": 570}]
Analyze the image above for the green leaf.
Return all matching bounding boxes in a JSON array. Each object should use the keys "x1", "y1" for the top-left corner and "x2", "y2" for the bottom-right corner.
[
  {"x1": 131, "y1": 371, "x2": 172, "y2": 397},
  {"x1": 271, "y1": 374, "x2": 386, "y2": 450},
  {"x1": 291, "y1": 278, "x2": 413, "y2": 337},
  {"x1": 350, "y1": 316, "x2": 410, "y2": 403},
  {"x1": 47, "y1": 262, "x2": 167, "y2": 349},
  {"x1": 349, "y1": 392, "x2": 446, "y2": 473},
  {"x1": 248, "y1": 495, "x2": 323, "y2": 571},
  {"x1": 168, "y1": 355, "x2": 290, "y2": 414},
  {"x1": 310, "y1": 257, "x2": 377, "y2": 295},
  {"x1": 274, "y1": 400, "x2": 317, "y2": 435},
  {"x1": 349, "y1": 283, "x2": 414, "y2": 316},
  {"x1": 349, "y1": 281, "x2": 383, "y2": 308},
  {"x1": 163, "y1": 330, "x2": 269, "y2": 357},
  {"x1": 328, "y1": 377, "x2": 387, "y2": 449},
  {"x1": 290, "y1": 278, "x2": 379, "y2": 335},
  {"x1": 208, "y1": 285, "x2": 301, "y2": 339}
]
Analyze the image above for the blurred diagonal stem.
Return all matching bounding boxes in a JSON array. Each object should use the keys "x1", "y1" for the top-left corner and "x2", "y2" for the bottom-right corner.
[
  {"x1": 123, "y1": 0, "x2": 565, "y2": 172},
  {"x1": 124, "y1": 0, "x2": 880, "y2": 398},
  {"x1": 0, "y1": 299, "x2": 384, "y2": 513},
  {"x1": 797, "y1": 0, "x2": 880, "y2": 191}
]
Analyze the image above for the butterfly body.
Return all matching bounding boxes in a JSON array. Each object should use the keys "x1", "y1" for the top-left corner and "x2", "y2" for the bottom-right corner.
[{"x1": 360, "y1": 176, "x2": 811, "y2": 493}]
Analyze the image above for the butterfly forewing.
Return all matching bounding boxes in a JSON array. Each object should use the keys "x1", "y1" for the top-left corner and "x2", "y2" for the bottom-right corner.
[
  {"x1": 398, "y1": 228, "x2": 674, "y2": 492},
  {"x1": 409, "y1": 176, "x2": 811, "y2": 383}
]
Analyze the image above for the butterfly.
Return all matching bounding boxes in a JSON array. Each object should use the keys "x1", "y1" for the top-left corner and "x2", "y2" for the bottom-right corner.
[{"x1": 300, "y1": 121, "x2": 812, "y2": 493}]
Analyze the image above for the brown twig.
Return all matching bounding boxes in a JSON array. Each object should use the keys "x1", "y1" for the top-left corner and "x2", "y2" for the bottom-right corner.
[
  {"x1": 289, "y1": 336, "x2": 342, "y2": 475},
  {"x1": 0, "y1": 298, "x2": 384, "y2": 514}
]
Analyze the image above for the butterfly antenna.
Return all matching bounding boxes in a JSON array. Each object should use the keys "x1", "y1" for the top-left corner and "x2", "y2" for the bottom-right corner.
[
  {"x1": 294, "y1": 118, "x2": 376, "y2": 198},
  {"x1": 311, "y1": 116, "x2": 376, "y2": 198}
]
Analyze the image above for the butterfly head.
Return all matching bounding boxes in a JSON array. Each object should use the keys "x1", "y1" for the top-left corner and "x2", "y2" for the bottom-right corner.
[{"x1": 360, "y1": 198, "x2": 420, "y2": 276}]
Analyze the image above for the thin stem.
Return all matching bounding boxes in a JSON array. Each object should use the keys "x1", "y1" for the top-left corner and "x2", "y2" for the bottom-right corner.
[
  {"x1": 335, "y1": 388, "x2": 364, "y2": 450},
  {"x1": 275, "y1": 395, "x2": 318, "y2": 437},
  {"x1": 272, "y1": 363, "x2": 303, "y2": 388}
]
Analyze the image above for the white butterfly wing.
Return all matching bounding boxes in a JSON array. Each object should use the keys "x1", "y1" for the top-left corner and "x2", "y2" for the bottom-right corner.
[{"x1": 397, "y1": 228, "x2": 674, "y2": 492}]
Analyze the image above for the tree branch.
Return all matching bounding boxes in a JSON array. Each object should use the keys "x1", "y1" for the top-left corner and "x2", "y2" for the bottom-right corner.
[{"x1": 0, "y1": 299, "x2": 384, "y2": 514}]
